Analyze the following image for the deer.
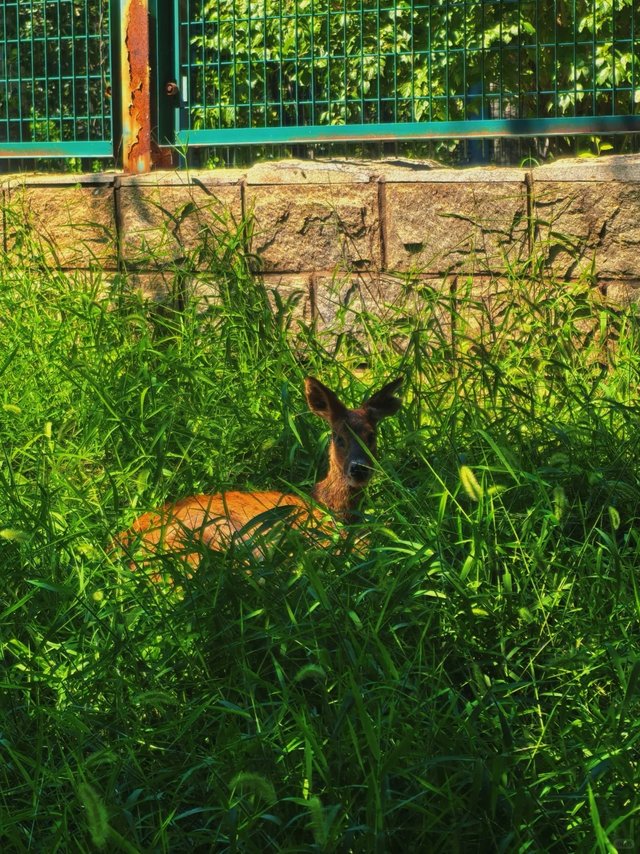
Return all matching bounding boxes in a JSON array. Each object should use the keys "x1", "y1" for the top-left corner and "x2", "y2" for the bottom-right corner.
[{"x1": 112, "y1": 376, "x2": 402, "y2": 570}]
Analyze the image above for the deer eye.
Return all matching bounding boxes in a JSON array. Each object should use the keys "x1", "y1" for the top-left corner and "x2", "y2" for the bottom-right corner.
[{"x1": 333, "y1": 432, "x2": 346, "y2": 449}]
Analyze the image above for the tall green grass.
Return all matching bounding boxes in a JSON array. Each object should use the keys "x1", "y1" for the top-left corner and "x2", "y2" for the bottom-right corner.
[{"x1": 1, "y1": 217, "x2": 639, "y2": 852}]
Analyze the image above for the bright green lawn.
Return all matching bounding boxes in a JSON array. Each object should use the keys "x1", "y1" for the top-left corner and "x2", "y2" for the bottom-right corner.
[{"x1": 1, "y1": 222, "x2": 639, "y2": 852}]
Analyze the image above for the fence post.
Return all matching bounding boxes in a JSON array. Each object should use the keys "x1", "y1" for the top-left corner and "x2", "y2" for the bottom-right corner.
[{"x1": 120, "y1": 0, "x2": 152, "y2": 173}]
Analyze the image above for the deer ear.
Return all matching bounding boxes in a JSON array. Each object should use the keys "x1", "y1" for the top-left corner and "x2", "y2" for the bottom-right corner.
[
  {"x1": 364, "y1": 377, "x2": 403, "y2": 422},
  {"x1": 305, "y1": 377, "x2": 348, "y2": 423}
]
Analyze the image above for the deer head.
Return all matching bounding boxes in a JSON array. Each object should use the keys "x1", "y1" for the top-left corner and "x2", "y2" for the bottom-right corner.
[{"x1": 305, "y1": 376, "x2": 402, "y2": 511}]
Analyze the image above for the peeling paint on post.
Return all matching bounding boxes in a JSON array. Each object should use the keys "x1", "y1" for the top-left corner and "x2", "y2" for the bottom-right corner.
[{"x1": 121, "y1": 0, "x2": 152, "y2": 173}]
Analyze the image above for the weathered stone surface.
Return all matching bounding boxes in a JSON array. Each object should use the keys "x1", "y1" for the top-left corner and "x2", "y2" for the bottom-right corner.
[
  {"x1": 532, "y1": 154, "x2": 640, "y2": 183},
  {"x1": 384, "y1": 178, "x2": 528, "y2": 274},
  {"x1": 262, "y1": 274, "x2": 312, "y2": 328},
  {"x1": 247, "y1": 159, "x2": 373, "y2": 185},
  {"x1": 123, "y1": 268, "x2": 239, "y2": 311},
  {"x1": 313, "y1": 271, "x2": 452, "y2": 346},
  {"x1": 119, "y1": 171, "x2": 244, "y2": 268},
  {"x1": 248, "y1": 184, "x2": 380, "y2": 273},
  {"x1": 5, "y1": 176, "x2": 117, "y2": 268},
  {"x1": 532, "y1": 180, "x2": 640, "y2": 280},
  {"x1": 247, "y1": 157, "x2": 444, "y2": 185},
  {"x1": 378, "y1": 164, "x2": 522, "y2": 183},
  {"x1": 605, "y1": 282, "x2": 640, "y2": 307},
  {"x1": 120, "y1": 268, "x2": 312, "y2": 327},
  {"x1": 122, "y1": 270, "x2": 175, "y2": 302},
  {"x1": 366, "y1": 158, "x2": 444, "y2": 181},
  {"x1": 314, "y1": 272, "x2": 384, "y2": 333},
  {"x1": 3, "y1": 157, "x2": 640, "y2": 350},
  {"x1": 454, "y1": 276, "x2": 604, "y2": 352},
  {"x1": 455, "y1": 276, "x2": 522, "y2": 343}
]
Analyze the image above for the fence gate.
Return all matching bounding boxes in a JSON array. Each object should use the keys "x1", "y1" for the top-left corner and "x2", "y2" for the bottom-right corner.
[
  {"x1": 0, "y1": 0, "x2": 114, "y2": 157},
  {"x1": 163, "y1": 0, "x2": 640, "y2": 148}
]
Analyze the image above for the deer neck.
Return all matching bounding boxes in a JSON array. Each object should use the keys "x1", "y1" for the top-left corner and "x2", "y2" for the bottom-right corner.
[{"x1": 312, "y1": 446, "x2": 364, "y2": 521}]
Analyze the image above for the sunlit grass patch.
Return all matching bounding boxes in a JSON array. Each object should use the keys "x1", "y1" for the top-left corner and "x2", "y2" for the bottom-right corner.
[{"x1": 1, "y1": 216, "x2": 639, "y2": 851}]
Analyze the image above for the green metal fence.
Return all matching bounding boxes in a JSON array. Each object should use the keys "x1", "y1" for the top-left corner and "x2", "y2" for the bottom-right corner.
[
  {"x1": 0, "y1": 0, "x2": 113, "y2": 157},
  {"x1": 170, "y1": 0, "x2": 640, "y2": 147},
  {"x1": 1, "y1": 1, "x2": 639, "y2": 162}
]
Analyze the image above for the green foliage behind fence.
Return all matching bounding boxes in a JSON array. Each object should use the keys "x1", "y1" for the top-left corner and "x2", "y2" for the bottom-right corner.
[
  {"x1": 0, "y1": 0, "x2": 112, "y2": 156},
  {"x1": 178, "y1": 0, "x2": 640, "y2": 143}
]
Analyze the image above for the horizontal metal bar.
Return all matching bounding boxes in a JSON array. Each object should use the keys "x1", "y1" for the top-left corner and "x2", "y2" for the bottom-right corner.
[
  {"x1": 176, "y1": 116, "x2": 640, "y2": 147},
  {"x1": 0, "y1": 142, "x2": 113, "y2": 157}
]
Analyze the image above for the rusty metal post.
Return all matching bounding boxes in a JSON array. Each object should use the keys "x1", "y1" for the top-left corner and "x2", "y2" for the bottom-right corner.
[{"x1": 120, "y1": 0, "x2": 152, "y2": 173}]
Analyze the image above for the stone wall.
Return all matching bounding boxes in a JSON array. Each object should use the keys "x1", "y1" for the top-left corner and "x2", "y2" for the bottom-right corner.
[{"x1": 2, "y1": 155, "x2": 639, "y2": 334}]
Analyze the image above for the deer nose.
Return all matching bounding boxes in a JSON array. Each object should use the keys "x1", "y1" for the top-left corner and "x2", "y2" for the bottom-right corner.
[{"x1": 348, "y1": 461, "x2": 371, "y2": 481}]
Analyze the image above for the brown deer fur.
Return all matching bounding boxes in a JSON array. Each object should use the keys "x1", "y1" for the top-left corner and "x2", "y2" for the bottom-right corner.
[{"x1": 112, "y1": 377, "x2": 402, "y2": 568}]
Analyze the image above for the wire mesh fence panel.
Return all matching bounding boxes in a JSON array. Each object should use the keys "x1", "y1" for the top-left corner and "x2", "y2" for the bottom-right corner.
[
  {"x1": 173, "y1": 0, "x2": 640, "y2": 145},
  {"x1": 0, "y1": 0, "x2": 113, "y2": 156},
  {"x1": 1, "y1": 1, "x2": 639, "y2": 160}
]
